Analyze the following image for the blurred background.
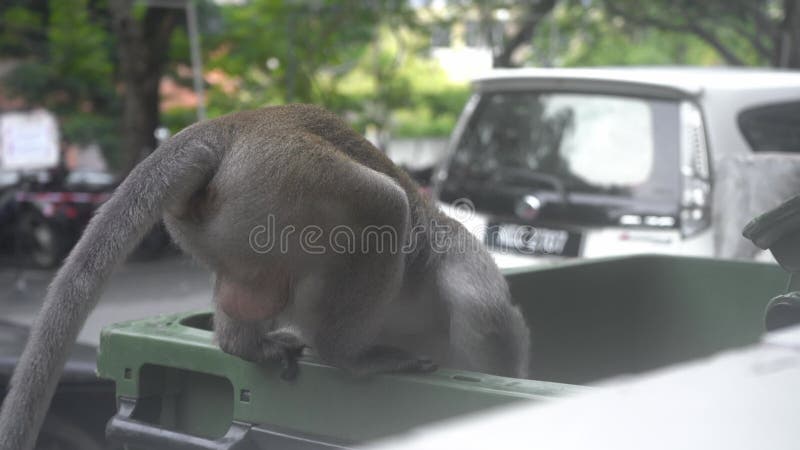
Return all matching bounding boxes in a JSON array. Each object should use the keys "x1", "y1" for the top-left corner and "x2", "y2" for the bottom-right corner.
[
  {"x1": 2, "y1": 0, "x2": 797, "y2": 177},
  {"x1": 0, "y1": 2, "x2": 799, "y2": 448},
  {"x1": 0, "y1": 0, "x2": 798, "y2": 329}
]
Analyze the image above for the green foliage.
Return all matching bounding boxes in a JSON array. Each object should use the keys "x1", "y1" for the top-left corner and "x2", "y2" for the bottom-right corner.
[
  {"x1": 48, "y1": 0, "x2": 113, "y2": 89},
  {"x1": 596, "y1": 0, "x2": 789, "y2": 67},
  {"x1": 324, "y1": 22, "x2": 470, "y2": 138},
  {"x1": 168, "y1": 25, "x2": 191, "y2": 67},
  {"x1": 61, "y1": 112, "x2": 122, "y2": 168},
  {"x1": 393, "y1": 104, "x2": 463, "y2": 138},
  {"x1": 132, "y1": 0, "x2": 149, "y2": 23},
  {"x1": 205, "y1": 0, "x2": 412, "y2": 110},
  {"x1": 2, "y1": 62, "x2": 52, "y2": 105},
  {"x1": 528, "y1": 1, "x2": 724, "y2": 67},
  {"x1": 1, "y1": 0, "x2": 121, "y2": 168},
  {"x1": 0, "y1": 6, "x2": 44, "y2": 56},
  {"x1": 3, "y1": 0, "x2": 114, "y2": 106},
  {"x1": 391, "y1": 83, "x2": 470, "y2": 138},
  {"x1": 161, "y1": 107, "x2": 198, "y2": 136},
  {"x1": 7, "y1": 0, "x2": 791, "y2": 163}
]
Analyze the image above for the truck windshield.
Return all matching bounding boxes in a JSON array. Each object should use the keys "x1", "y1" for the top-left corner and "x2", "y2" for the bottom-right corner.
[{"x1": 450, "y1": 91, "x2": 679, "y2": 200}]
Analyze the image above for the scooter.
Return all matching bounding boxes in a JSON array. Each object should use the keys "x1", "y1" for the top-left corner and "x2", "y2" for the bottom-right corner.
[{"x1": 1, "y1": 169, "x2": 112, "y2": 268}]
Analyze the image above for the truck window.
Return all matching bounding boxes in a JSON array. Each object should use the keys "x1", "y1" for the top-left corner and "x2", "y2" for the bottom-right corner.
[
  {"x1": 448, "y1": 91, "x2": 678, "y2": 199},
  {"x1": 738, "y1": 101, "x2": 800, "y2": 153}
]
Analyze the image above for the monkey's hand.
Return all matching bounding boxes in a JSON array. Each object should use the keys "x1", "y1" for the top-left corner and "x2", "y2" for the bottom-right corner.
[{"x1": 261, "y1": 330, "x2": 307, "y2": 381}]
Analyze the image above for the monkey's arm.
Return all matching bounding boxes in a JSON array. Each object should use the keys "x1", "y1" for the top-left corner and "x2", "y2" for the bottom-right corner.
[{"x1": 0, "y1": 131, "x2": 220, "y2": 450}]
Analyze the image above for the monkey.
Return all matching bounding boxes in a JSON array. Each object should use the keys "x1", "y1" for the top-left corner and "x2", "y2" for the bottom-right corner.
[{"x1": 0, "y1": 104, "x2": 530, "y2": 450}]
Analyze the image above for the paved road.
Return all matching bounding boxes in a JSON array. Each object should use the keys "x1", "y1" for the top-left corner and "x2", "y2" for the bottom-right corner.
[{"x1": 0, "y1": 255, "x2": 214, "y2": 345}]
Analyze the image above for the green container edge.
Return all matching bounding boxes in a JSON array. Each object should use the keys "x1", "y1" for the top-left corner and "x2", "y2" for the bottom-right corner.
[
  {"x1": 96, "y1": 309, "x2": 582, "y2": 442},
  {"x1": 95, "y1": 253, "x2": 784, "y2": 442}
]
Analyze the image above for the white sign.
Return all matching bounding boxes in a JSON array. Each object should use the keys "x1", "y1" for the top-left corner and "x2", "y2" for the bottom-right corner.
[{"x1": 0, "y1": 109, "x2": 60, "y2": 170}]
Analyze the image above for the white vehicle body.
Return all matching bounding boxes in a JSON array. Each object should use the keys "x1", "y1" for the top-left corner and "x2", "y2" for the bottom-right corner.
[
  {"x1": 433, "y1": 67, "x2": 800, "y2": 268},
  {"x1": 367, "y1": 325, "x2": 800, "y2": 450}
]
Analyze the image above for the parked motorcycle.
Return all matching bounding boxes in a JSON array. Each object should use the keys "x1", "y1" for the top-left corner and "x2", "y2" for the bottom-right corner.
[{"x1": 0, "y1": 169, "x2": 113, "y2": 268}]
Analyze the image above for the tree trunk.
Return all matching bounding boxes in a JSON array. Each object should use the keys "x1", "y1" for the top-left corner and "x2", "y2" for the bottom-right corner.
[
  {"x1": 493, "y1": 0, "x2": 557, "y2": 68},
  {"x1": 604, "y1": 0, "x2": 800, "y2": 70},
  {"x1": 110, "y1": 0, "x2": 179, "y2": 175},
  {"x1": 775, "y1": 0, "x2": 800, "y2": 68}
]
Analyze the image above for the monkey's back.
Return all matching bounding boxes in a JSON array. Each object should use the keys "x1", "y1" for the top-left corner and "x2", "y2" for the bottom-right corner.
[
  {"x1": 162, "y1": 105, "x2": 419, "y2": 273},
  {"x1": 168, "y1": 105, "x2": 437, "y2": 270}
]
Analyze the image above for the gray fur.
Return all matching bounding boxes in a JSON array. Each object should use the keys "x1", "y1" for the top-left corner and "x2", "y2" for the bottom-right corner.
[{"x1": 0, "y1": 105, "x2": 530, "y2": 450}]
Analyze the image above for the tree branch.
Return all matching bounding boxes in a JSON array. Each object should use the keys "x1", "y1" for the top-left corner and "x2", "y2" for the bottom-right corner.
[
  {"x1": 604, "y1": 1, "x2": 691, "y2": 33},
  {"x1": 775, "y1": 0, "x2": 800, "y2": 67},
  {"x1": 687, "y1": 22, "x2": 747, "y2": 65},
  {"x1": 743, "y1": 0, "x2": 779, "y2": 42},
  {"x1": 726, "y1": 21, "x2": 771, "y2": 61},
  {"x1": 604, "y1": 0, "x2": 746, "y2": 66},
  {"x1": 718, "y1": 1, "x2": 774, "y2": 62},
  {"x1": 494, "y1": 0, "x2": 557, "y2": 67}
]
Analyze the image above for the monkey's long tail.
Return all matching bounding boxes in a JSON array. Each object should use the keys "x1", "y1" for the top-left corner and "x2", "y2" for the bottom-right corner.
[{"x1": 0, "y1": 130, "x2": 220, "y2": 450}]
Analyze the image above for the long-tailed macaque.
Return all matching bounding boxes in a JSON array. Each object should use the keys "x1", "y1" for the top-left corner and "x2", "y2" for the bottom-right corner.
[{"x1": 0, "y1": 105, "x2": 530, "y2": 450}]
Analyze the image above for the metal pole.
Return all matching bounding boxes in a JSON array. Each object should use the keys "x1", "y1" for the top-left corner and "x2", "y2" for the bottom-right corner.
[
  {"x1": 286, "y1": 8, "x2": 296, "y2": 103},
  {"x1": 185, "y1": 0, "x2": 206, "y2": 121}
]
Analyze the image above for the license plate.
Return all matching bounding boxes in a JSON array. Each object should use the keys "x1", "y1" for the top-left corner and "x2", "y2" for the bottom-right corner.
[{"x1": 486, "y1": 223, "x2": 581, "y2": 256}]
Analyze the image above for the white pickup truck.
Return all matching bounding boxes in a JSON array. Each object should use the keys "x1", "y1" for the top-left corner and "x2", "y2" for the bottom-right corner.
[{"x1": 432, "y1": 67, "x2": 800, "y2": 267}]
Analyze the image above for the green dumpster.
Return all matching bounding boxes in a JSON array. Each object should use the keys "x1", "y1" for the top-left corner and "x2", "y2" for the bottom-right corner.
[{"x1": 96, "y1": 255, "x2": 785, "y2": 449}]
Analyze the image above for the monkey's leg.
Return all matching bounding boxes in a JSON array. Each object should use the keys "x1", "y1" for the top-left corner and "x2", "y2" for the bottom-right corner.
[
  {"x1": 306, "y1": 247, "x2": 438, "y2": 377},
  {"x1": 312, "y1": 298, "x2": 438, "y2": 377},
  {"x1": 436, "y1": 251, "x2": 531, "y2": 378},
  {"x1": 214, "y1": 307, "x2": 306, "y2": 380}
]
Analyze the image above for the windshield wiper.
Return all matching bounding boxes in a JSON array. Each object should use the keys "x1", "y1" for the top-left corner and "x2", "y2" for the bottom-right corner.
[{"x1": 490, "y1": 168, "x2": 570, "y2": 205}]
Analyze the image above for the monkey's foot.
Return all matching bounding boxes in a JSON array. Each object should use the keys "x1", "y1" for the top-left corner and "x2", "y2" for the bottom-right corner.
[
  {"x1": 262, "y1": 331, "x2": 306, "y2": 381},
  {"x1": 349, "y1": 345, "x2": 438, "y2": 377}
]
